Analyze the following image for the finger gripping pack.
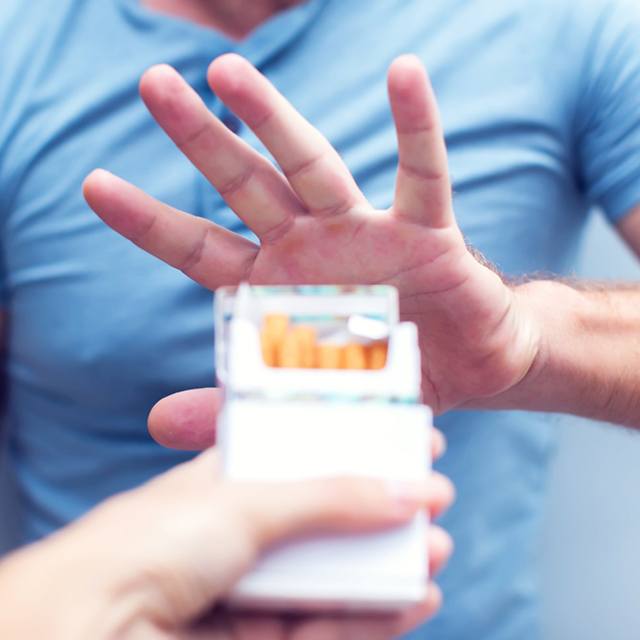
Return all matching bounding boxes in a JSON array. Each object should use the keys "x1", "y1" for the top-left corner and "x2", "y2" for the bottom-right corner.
[{"x1": 215, "y1": 284, "x2": 432, "y2": 612}]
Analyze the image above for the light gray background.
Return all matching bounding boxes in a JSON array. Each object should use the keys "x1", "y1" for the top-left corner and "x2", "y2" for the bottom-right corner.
[
  {"x1": 541, "y1": 211, "x2": 640, "y2": 640},
  {"x1": 1, "y1": 211, "x2": 639, "y2": 637}
]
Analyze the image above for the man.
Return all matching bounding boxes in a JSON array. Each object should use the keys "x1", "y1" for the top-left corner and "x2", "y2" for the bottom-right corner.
[{"x1": 2, "y1": 1, "x2": 640, "y2": 639}]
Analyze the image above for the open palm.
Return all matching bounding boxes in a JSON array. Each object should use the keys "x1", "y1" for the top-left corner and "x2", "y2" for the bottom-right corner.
[{"x1": 84, "y1": 54, "x2": 539, "y2": 413}]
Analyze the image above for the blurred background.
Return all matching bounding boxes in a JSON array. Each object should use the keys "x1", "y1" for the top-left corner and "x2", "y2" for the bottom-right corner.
[
  {"x1": 541, "y1": 211, "x2": 640, "y2": 640},
  {"x1": 2, "y1": 210, "x2": 640, "y2": 637}
]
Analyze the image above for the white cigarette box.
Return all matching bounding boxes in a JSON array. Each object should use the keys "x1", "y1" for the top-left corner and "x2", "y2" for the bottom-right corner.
[{"x1": 215, "y1": 284, "x2": 432, "y2": 612}]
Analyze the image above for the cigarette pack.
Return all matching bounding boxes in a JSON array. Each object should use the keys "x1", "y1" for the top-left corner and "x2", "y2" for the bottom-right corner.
[{"x1": 215, "y1": 284, "x2": 432, "y2": 612}]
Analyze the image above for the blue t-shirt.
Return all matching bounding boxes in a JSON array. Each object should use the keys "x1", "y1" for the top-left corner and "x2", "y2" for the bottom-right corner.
[{"x1": 2, "y1": 1, "x2": 640, "y2": 638}]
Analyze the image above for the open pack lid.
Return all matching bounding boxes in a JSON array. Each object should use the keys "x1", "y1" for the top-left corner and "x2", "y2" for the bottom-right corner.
[{"x1": 214, "y1": 284, "x2": 422, "y2": 402}]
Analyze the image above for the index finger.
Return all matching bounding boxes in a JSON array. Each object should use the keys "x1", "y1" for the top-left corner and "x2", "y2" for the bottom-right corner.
[
  {"x1": 225, "y1": 474, "x2": 450, "y2": 549},
  {"x1": 209, "y1": 54, "x2": 368, "y2": 217},
  {"x1": 139, "y1": 64, "x2": 302, "y2": 239}
]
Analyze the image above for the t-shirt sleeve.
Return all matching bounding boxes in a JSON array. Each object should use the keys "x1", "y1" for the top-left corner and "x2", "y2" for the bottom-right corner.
[{"x1": 576, "y1": 0, "x2": 640, "y2": 223}]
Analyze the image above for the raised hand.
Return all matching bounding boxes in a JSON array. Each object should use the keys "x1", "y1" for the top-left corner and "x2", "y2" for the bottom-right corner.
[{"x1": 83, "y1": 53, "x2": 540, "y2": 413}]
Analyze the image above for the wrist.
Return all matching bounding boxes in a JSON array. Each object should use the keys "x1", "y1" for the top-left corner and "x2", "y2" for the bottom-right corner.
[
  {"x1": 487, "y1": 278, "x2": 608, "y2": 417},
  {"x1": 466, "y1": 278, "x2": 572, "y2": 411},
  {"x1": 504, "y1": 280, "x2": 562, "y2": 403}
]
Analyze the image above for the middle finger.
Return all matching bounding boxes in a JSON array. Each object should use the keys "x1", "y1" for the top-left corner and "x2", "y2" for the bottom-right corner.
[
  {"x1": 208, "y1": 54, "x2": 368, "y2": 217},
  {"x1": 140, "y1": 64, "x2": 302, "y2": 240}
]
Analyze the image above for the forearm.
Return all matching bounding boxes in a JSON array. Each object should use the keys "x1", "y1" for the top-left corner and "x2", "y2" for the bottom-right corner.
[
  {"x1": 494, "y1": 280, "x2": 640, "y2": 426},
  {"x1": 0, "y1": 497, "x2": 148, "y2": 640},
  {"x1": 0, "y1": 538, "x2": 107, "y2": 639}
]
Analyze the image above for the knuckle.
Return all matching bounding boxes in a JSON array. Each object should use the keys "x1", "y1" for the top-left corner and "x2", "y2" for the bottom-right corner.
[
  {"x1": 217, "y1": 165, "x2": 256, "y2": 198},
  {"x1": 177, "y1": 225, "x2": 209, "y2": 273}
]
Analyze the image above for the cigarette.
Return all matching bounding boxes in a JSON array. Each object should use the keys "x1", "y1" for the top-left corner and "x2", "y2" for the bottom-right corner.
[
  {"x1": 278, "y1": 330, "x2": 303, "y2": 368},
  {"x1": 261, "y1": 315, "x2": 387, "y2": 370},
  {"x1": 344, "y1": 343, "x2": 367, "y2": 370},
  {"x1": 261, "y1": 314, "x2": 290, "y2": 367},
  {"x1": 367, "y1": 341, "x2": 388, "y2": 370},
  {"x1": 260, "y1": 329, "x2": 278, "y2": 367},
  {"x1": 263, "y1": 314, "x2": 289, "y2": 341},
  {"x1": 293, "y1": 325, "x2": 316, "y2": 368},
  {"x1": 316, "y1": 344, "x2": 343, "y2": 369}
]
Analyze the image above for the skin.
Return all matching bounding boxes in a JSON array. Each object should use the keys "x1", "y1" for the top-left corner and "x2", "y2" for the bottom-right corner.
[
  {"x1": 0, "y1": 438, "x2": 453, "y2": 639},
  {"x1": 84, "y1": 54, "x2": 536, "y2": 416},
  {"x1": 83, "y1": 53, "x2": 640, "y2": 428},
  {"x1": 142, "y1": 0, "x2": 302, "y2": 38}
]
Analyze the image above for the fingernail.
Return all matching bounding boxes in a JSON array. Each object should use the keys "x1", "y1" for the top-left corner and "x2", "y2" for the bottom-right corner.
[{"x1": 386, "y1": 480, "x2": 430, "y2": 510}]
